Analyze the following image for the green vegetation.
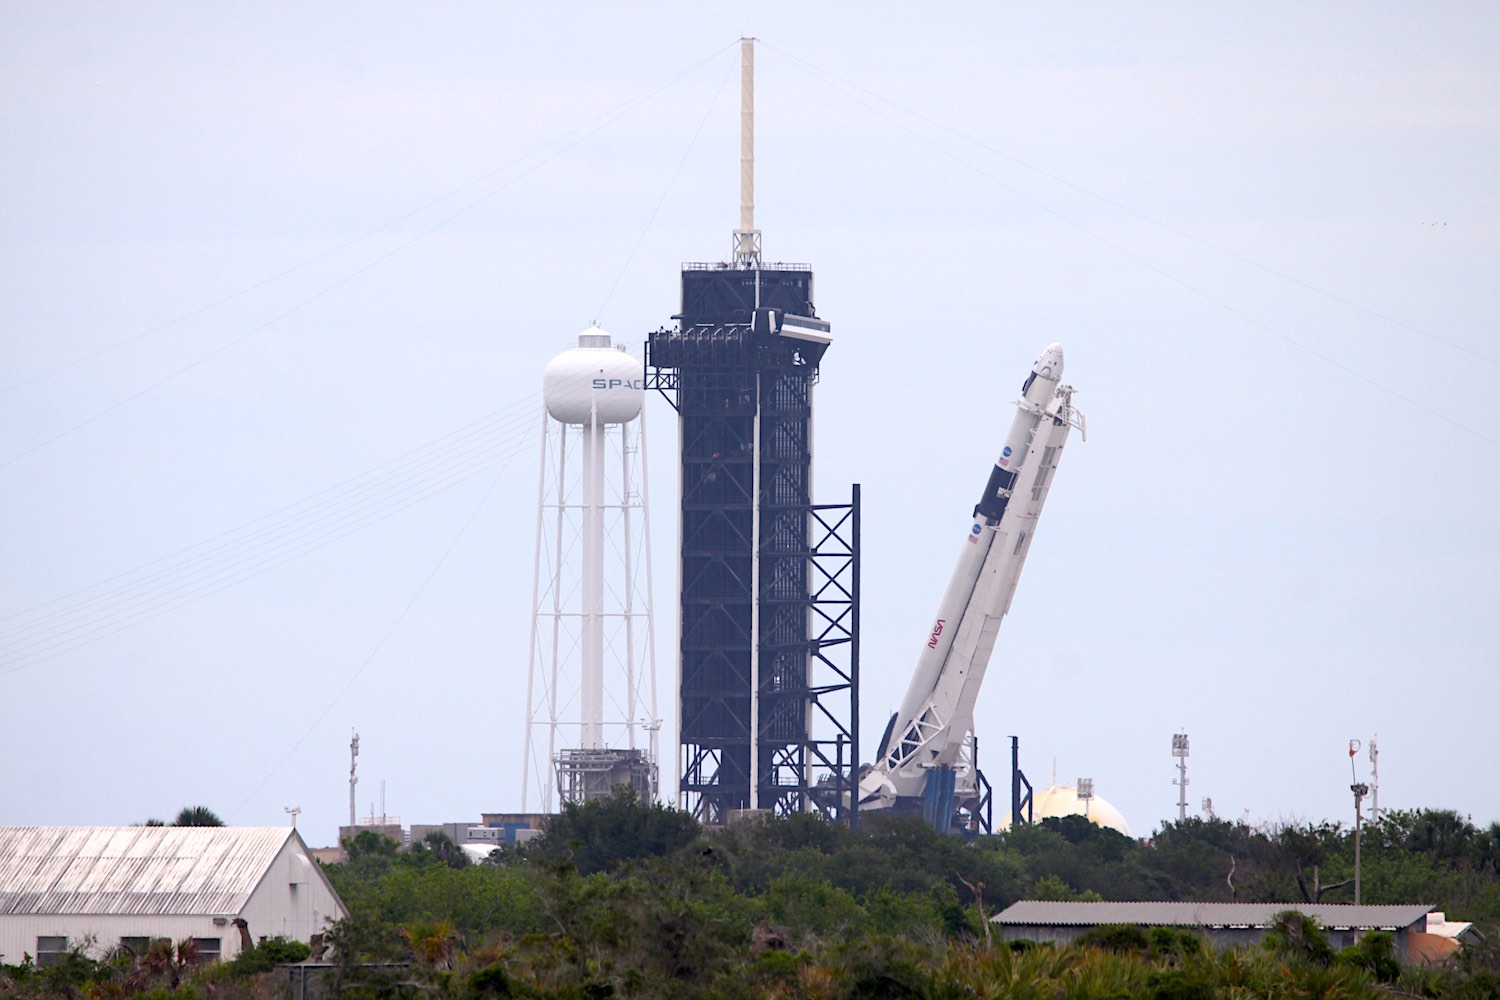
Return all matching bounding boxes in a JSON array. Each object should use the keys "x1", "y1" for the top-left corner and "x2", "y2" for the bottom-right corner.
[
  {"x1": 171, "y1": 806, "x2": 225, "y2": 827},
  {"x1": 5, "y1": 793, "x2": 1497, "y2": 997}
]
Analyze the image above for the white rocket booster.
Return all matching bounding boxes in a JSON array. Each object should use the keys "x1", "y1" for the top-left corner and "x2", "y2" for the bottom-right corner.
[{"x1": 861, "y1": 343, "x2": 1080, "y2": 810}]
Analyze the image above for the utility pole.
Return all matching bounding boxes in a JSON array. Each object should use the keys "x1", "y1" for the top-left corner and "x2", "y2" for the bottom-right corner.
[{"x1": 1349, "y1": 739, "x2": 1369, "y2": 905}]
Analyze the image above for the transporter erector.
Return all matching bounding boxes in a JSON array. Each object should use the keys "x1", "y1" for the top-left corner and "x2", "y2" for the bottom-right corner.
[{"x1": 858, "y1": 343, "x2": 1083, "y2": 832}]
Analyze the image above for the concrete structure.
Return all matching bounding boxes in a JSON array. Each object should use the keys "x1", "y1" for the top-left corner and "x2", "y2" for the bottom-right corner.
[
  {"x1": 407, "y1": 823, "x2": 467, "y2": 847},
  {"x1": 992, "y1": 900, "x2": 1433, "y2": 959},
  {"x1": 410, "y1": 818, "x2": 545, "y2": 850},
  {"x1": 478, "y1": 813, "x2": 547, "y2": 846},
  {"x1": 326, "y1": 814, "x2": 548, "y2": 862},
  {"x1": 0, "y1": 826, "x2": 345, "y2": 964},
  {"x1": 337, "y1": 821, "x2": 404, "y2": 851},
  {"x1": 307, "y1": 846, "x2": 344, "y2": 866}
]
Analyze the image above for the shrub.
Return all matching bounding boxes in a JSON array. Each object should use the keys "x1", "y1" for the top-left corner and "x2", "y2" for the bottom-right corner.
[
  {"x1": 1336, "y1": 930, "x2": 1399, "y2": 982},
  {"x1": 1262, "y1": 909, "x2": 1333, "y2": 966},
  {"x1": 226, "y1": 935, "x2": 312, "y2": 975}
]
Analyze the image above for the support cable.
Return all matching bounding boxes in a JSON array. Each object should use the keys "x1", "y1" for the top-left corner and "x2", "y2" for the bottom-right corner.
[
  {"x1": 3, "y1": 42, "x2": 740, "y2": 468},
  {"x1": 762, "y1": 42, "x2": 1497, "y2": 448},
  {"x1": 234, "y1": 461, "x2": 512, "y2": 813}
]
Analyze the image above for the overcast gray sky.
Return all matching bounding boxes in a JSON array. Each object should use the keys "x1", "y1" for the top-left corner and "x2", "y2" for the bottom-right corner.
[{"x1": 3, "y1": 4, "x2": 1496, "y2": 848}]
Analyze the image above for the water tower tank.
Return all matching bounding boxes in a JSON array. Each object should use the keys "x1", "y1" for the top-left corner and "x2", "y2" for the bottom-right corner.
[{"x1": 543, "y1": 327, "x2": 643, "y2": 425}]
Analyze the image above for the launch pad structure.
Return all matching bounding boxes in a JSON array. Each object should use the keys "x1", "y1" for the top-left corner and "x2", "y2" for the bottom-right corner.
[
  {"x1": 646, "y1": 39, "x2": 858, "y2": 826},
  {"x1": 647, "y1": 270, "x2": 859, "y2": 825}
]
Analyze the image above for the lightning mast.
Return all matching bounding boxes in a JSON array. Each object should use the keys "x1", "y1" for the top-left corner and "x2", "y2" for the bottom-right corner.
[{"x1": 733, "y1": 38, "x2": 760, "y2": 265}]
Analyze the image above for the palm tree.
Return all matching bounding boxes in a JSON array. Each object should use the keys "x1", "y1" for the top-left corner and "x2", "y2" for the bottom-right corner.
[
  {"x1": 173, "y1": 805, "x2": 225, "y2": 827},
  {"x1": 401, "y1": 919, "x2": 459, "y2": 970}
]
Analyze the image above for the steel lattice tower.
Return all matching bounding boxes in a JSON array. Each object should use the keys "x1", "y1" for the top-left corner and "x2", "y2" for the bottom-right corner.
[{"x1": 645, "y1": 39, "x2": 857, "y2": 824}]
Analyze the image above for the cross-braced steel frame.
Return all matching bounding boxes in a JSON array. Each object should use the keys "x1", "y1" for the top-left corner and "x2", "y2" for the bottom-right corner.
[{"x1": 646, "y1": 265, "x2": 857, "y2": 826}]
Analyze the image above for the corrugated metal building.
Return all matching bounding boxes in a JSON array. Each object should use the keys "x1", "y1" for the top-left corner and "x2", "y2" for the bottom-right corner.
[
  {"x1": 0, "y1": 826, "x2": 346, "y2": 965},
  {"x1": 992, "y1": 900, "x2": 1434, "y2": 959}
]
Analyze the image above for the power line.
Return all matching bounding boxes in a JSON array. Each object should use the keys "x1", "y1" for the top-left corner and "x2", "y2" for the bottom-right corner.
[
  {"x1": 1, "y1": 40, "x2": 741, "y2": 397},
  {"x1": 595, "y1": 45, "x2": 738, "y2": 323},
  {"x1": 763, "y1": 41, "x2": 1498, "y2": 369},
  {"x1": 762, "y1": 42, "x2": 1497, "y2": 448},
  {"x1": 0, "y1": 392, "x2": 545, "y2": 672},
  {"x1": 2, "y1": 41, "x2": 739, "y2": 468},
  {"x1": 235, "y1": 457, "x2": 516, "y2": 813}
]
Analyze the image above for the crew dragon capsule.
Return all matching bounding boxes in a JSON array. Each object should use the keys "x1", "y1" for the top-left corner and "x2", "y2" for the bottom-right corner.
[{"x1": 860, "y1": 343, "x2": 1082, "y2": 821}]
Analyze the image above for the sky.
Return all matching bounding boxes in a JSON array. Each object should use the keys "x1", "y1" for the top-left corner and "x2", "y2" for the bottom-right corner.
[{"x1": 2, "y1": 4, "x2": 1496, "y2": 849}]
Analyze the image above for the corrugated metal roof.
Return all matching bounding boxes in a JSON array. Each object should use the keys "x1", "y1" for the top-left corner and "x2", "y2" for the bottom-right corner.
[
  {"x1": 0, "y1": 826, "x2": 293, "y2": 917},
  {"x1": 993, "y1": 900, "x2": 1433, "y2": 931}
]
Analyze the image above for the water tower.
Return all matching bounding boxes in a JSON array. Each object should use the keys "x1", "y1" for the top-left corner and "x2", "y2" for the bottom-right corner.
[{"x1": 522, "y1": 326, "x2": 659, "y2": 811}]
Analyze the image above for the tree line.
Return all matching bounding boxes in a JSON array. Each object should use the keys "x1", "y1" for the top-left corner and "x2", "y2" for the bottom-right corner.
[
  {"x1": 5, "y1": 793, "x2": 1498, "y2": 998},
  {"x1": 320, "y1": 792, "x2": 1500, "y2": 997}
]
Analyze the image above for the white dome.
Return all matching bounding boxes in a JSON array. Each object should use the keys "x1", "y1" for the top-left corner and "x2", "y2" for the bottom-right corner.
[
  {"x1": 1001, "y1": 784, "x2": 1134, "y2": 838},
  {"x1": 543, "y1": 326, "x2": 643, "y2": 425}
]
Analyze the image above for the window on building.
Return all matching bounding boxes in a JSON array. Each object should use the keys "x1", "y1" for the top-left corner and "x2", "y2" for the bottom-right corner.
[
  {"x1": 36, "y1": 936, "x2": 68, "y2": 967},
  {"x1": 190, "y1": 937, "x2": 222, "y2": 964},
  {"x1": 120, "y1": 936, "x2": 152, "y2": 958}
]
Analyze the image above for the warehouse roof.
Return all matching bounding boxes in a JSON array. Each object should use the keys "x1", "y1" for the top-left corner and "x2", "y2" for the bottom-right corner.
[
  {"x1": 993, "y1": 900, "x2": 1434, "y2": 931},
  {"x1": 0, "y1": 826, "x2": 298, "y2": 917}
]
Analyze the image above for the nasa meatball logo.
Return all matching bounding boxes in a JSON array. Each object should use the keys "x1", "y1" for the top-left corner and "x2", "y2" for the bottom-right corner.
[{"x1": 1002, "y1": 446, "x2": 1013, "y2": 458}]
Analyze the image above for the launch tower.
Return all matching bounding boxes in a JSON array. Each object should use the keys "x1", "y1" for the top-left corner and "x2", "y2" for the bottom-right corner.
[{"x1": 647, "y1": 40, "x2": 857, "y2": 824}]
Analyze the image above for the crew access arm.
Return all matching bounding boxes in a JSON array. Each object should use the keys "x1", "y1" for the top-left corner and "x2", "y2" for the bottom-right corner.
[{"x1": 858, "y1": 343, "x2": 1082, "y2": 831}]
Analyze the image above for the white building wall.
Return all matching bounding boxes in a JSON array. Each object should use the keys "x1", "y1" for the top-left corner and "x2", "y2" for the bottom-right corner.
[
  {"x1": 0, "y1": 914, "x2": 229, "y2": 965},
  {"x1": 235, "y1": 834, "x2": 346, "y2": 949}
]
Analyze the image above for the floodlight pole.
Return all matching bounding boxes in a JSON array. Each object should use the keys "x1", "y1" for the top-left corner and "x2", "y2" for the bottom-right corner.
[{"x1": 1172, "y1": 733, "x2": 1189, "y2": 822}]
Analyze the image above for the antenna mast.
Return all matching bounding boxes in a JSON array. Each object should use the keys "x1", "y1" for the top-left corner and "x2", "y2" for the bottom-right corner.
[
  {"x1": 732, "y1": 38, "x2": 761, "y2": 266},
  {"x1": 348, "y1": 731, "x2": 359, "y2": 828},
  {"x1": 1172, "y1": 732, "x2": 1190, "y2": 822},
  {"x1": 1368, "y1": 735, "x2": 1380, "y2": 823}
]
